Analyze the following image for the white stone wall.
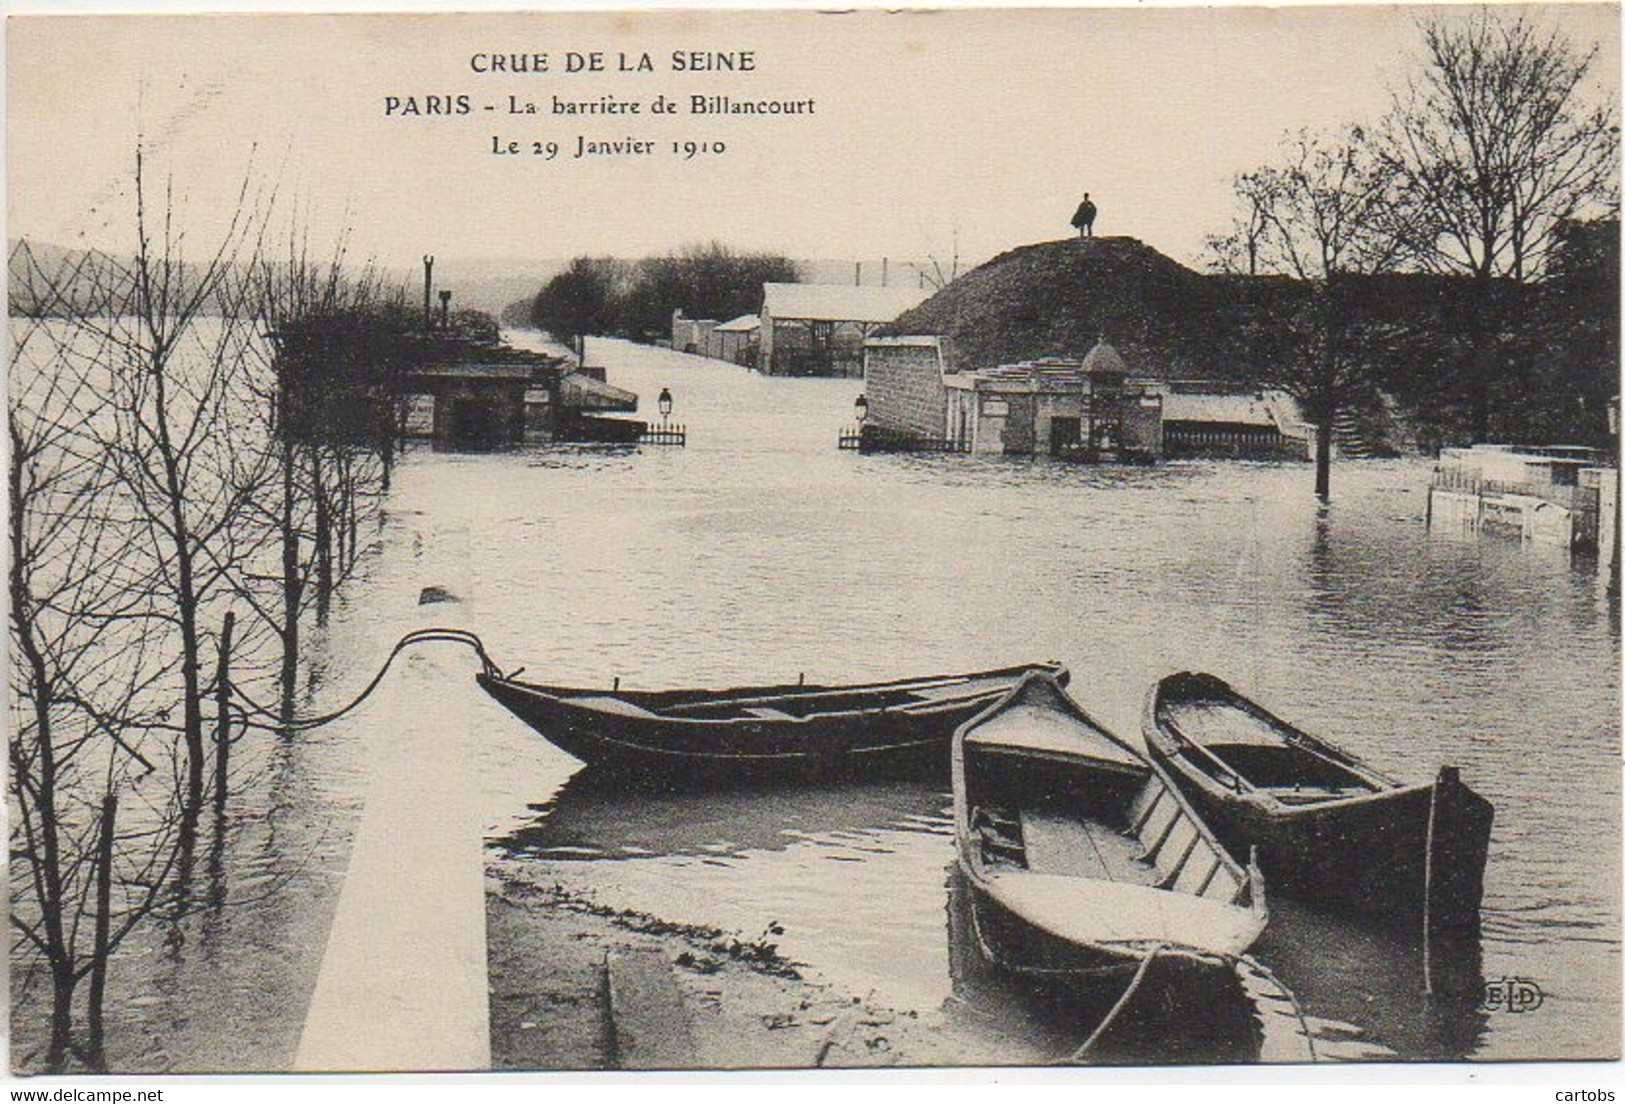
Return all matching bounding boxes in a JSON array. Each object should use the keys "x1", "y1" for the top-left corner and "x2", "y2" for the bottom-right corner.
[{"x1": 864, "y1": 344, "x2": 946, "y2": 437}]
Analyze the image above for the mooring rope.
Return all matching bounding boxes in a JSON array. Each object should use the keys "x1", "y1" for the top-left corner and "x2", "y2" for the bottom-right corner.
[
  {"x1": 1065, "y1": 943, "x2": 1168, "y2": 1064},
  {"x1": 229, "y1": 628, "x2": 503, "y2": 733},
  {"x1": 1236, "y1": 952, "x2": 1320, "y2": 1063}
]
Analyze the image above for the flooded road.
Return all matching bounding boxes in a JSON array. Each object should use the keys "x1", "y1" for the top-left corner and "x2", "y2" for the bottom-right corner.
[{"x1": 63, "y1": 334, "x2": 1619, "y2": 1070}]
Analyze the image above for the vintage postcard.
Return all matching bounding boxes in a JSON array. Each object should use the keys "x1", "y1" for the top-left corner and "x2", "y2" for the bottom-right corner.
[{"x1": 5, "y1": 1, "x2": 1620, "y2": 1079}]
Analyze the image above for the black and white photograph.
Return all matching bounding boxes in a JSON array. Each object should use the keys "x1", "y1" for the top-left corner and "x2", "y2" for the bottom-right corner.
[{"x1": 5, "y1": 2, "x2": 1621, "y2": 1079}]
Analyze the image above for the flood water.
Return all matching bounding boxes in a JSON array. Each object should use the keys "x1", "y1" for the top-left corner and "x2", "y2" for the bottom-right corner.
[{"x1": 53, "y1": 335, "x2": 1620, "y2": 1070}]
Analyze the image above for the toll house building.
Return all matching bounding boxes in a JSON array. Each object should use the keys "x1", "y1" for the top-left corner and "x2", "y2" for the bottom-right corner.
[
  {"x1": 865, "y1": 337, "x2": 1162, "y2": 458},
  {"x1": 862, "y1": 335, "x2": 1313, "y2": 462}
]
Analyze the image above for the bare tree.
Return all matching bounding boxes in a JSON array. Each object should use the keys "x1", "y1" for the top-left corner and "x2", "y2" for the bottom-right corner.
[
  {"x1": 225, "y1": 232, "x2": 401, "y2": 723},
  {"x1": 10, "y1": 166, "x2": 402, "y2": 1071},
  {"x1": 1382, "y1": 8, "x2": 1619, "y2": 436},
  {"x1": 1205, "y1": 170, "x2": 1281, "y2": 276},
  {"x1": 9, "y1": 245, "x2": 191, "y2": 1072},
  {"x1": 1220, "y1": 127, "x2": 1409, "y2": 500}
]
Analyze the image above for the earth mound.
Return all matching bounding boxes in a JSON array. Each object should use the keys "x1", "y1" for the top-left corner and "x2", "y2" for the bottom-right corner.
[{"x1": 882, "y1": 236, "x2": 1228, "y2": 375}]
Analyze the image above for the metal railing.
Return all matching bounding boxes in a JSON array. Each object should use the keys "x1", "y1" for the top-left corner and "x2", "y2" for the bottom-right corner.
[
  {"x1": 1164, "y1": 427, "x2": 1301, "y2": 459},
  {"x1": 1430, "y1": 468, "x2": 1600, "y2": 512},
  {"x1": 639, "y1": 424, "x2": 687, "y2": 447},
  {"x1": 846, "y1": 425, "x2": 970, "y2": 454}
]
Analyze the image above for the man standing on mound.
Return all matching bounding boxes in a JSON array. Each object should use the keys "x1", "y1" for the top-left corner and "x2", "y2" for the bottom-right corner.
[{"x1": 1071, "y1": 193, "x2": 1097, "y2": 237}]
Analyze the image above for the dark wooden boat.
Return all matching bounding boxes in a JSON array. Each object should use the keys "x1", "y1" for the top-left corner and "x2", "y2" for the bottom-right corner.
[
  {"x1": 1143, "y1": 671, "x2": 1493, "y2": 939},
  {"x1": 954, "y1": 671, "x2": 1266, "y2": 982},
  {"x1": 477, "y1": 661, "x2": 1068, "y2": 784}
]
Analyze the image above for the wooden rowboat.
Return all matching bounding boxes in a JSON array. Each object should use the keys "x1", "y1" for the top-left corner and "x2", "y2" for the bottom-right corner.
[
  {"x1": 1142, "y1": 671, "x2": 1493, "y2": 939},
  {"x1": 477, "y1": 660, "x2": 1068, "y2": 785},
  {"x1": 953, "y1": 670, "x2": 1266, "y2": 982}
]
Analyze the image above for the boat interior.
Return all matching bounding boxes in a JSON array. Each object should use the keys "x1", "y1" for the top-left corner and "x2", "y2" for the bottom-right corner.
[
  {"x1": 1184, "y1": 745, "x2": 1379, "y2": 803},
  {"x1": 964, "y1": 722, "x2": 1248, "y2": 906},
  {"x1": 570, "y1": 670, "x2": 1029, "y2": 721},
  {"x1": 1162, "y1": 696, "x2": 1381, "y2": 802}
]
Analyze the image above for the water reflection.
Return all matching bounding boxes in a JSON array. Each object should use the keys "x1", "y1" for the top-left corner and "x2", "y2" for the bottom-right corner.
[
  {"x1": 1254, "y1": 898, "x2": 1488, "y2": 1062},
  {"x1": 502, "y1": 769, "x2": 1491, "y2": 1066},
  {"x1": 494, "y1": 767, "x2": 949, "y2": 863}
]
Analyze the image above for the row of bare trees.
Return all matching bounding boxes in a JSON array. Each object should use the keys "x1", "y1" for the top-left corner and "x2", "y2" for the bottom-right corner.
[
  {"x1": 1207, "y1": 9, "x2": 1619, "y2": 499},
  {"x1": 9, "y1": 162, "x2": 408, "y2": 1071}
]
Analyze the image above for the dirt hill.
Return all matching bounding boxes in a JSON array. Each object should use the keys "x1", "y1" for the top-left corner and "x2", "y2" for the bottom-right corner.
[{"x1": 881, "y1": 236, "x2": 1228, "y2": 375}]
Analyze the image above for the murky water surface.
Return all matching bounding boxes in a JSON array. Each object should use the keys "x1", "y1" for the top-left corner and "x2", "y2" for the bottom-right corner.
[{"x1": 49, "y1": 335, "x2": 1619, "y2": 1069}]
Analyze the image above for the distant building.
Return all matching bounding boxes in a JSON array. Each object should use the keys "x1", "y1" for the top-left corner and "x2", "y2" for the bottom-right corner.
[
  {"x1": 759, "y1": 283, "x2": 929, "y2": 377},
  {"x1": 406, "y1": 358, "x2": 552, "y2": 445},
  {"x1": 712, "y1": 314, "x2": 760, "y2": 366},
  {"x1": 1428, "y1": 443, "x2": 1608, "y2": 549},
  {"x1": 670, "y1": 309, "x2": 760, "y2": 366},
  {"x1": 861, "y1": 334, "x2": 1303, "y2": 462},
  {"x1": 671, "y1": 310, "x2": 720, "y2": 356},
  {"x1": 403, "y1": 345, "x2": 636, "y2": 446}
]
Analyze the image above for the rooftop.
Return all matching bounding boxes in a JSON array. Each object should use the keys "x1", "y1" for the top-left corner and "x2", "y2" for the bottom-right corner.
[
  {"x1": 1080, "y1": 339, "x2": 1127, "y2": 376},
  {"x1": 408, "y1": 362, "x2": 545, "y2": 380},
  {"x1": 957, "y1": 358, "x2": 1093, "y2": 392},
  {"x1": 763, "y1": 282, "x2": 930, "y2": 324},
  {"x1": 714, "y1": 313, "x2": 760, "y2": 333},
  {"x1": 1160, "y1": 390, "x2": 1278, "y2": 426}
]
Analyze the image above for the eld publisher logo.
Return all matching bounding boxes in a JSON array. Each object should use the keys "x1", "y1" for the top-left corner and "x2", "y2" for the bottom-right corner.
[{"x1": 1480, "y1": 976, "x2": 1545, "y2": 1013}]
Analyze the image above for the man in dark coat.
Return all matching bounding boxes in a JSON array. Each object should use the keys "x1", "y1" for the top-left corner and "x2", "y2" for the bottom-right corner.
[{"x1": 1071, "y1": 193, "x2": 1097, "y2": 237}]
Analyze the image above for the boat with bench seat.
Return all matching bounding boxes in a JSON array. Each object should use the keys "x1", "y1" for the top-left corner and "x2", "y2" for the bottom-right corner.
[
  {"x1": 953, "y1": 670, "x2": 1266, "y2": 982},
  {"x1": 477, "y1": 660, "x2": 1068, "y2": 785},
  {"x1": 1143, "y1": 671, "x2": 1493, "y2": 938}
]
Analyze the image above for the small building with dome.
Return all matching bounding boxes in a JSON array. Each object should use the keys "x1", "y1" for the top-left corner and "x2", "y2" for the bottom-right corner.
[
  {"x1": 861, "y1": 334, "x2": 1309, "y2": 461},
  {"x1": 863, "y1": 335, "x2": 1163, "y2": 459},
  {"x1": 941, "y1": 339, "x2": 1164, "y2": 458}
]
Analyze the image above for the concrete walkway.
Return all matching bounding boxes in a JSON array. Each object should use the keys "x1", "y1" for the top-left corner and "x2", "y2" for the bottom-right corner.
[{"x1": 293, "y1": 527, "x2": 492, "y2": 1072}]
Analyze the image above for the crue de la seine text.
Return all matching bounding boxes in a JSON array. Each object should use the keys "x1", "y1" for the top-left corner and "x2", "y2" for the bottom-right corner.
[{"x1": 469, "y1": 50, "x2": 757, "y2": 73}]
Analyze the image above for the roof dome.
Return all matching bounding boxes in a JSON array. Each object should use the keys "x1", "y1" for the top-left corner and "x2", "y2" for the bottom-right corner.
[{"x1": 1081, "y1": 338, "x2": 1127, "y2": 375}]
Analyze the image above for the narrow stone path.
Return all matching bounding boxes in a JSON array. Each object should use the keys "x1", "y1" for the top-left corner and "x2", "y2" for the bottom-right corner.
[{"x1": 293, "y1": 526, "x2": 492, "y2": 1072}]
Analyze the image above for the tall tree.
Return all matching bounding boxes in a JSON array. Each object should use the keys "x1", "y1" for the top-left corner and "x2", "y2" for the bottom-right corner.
[
  {"x1": 1382, "y1": 8, "x2": 1619, "y2": 436},
  {"x1": 89, "y1": 155, "x2": 278, "y2": 814},
  {"x1": 528, "y1": 256, "x2": 628, "y2": 345},
  {"x1": 620, "y1": 243, "x2": 800, "y2": 339},
  {"x1": 1223, "y1": 126, "x2": 1408, "y2": 500},
  {"x1": 245, "y1": 241, "x2": 405, "y2": 720}
]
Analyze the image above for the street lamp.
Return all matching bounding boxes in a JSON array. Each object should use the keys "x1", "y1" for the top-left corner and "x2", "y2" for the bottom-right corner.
[
  {"x1": 854, "y1": 394, "x2": 868, "y2": 423},
  {"x1": 658, "y1": 387, "x2": 674, "y2": 426}
]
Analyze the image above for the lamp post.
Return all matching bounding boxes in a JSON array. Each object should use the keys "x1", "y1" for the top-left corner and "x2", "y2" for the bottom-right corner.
[
  {"x1": 854, "y1": 394, "x2": 868, "y2": 424},
  {"x1": 658, "y1": 387, "x2": 673, "y2": 428}
]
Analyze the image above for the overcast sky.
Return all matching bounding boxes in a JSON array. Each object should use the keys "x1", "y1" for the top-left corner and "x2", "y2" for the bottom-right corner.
[{"x1": 8, "y1": 4, "x2": 1619, "y2": 273}]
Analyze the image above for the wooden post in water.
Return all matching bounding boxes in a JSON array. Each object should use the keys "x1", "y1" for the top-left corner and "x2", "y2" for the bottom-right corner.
[
  {"x1": 314, "y1": 452, "x2": 334, "y2": 625},
  {"x1": 422, "y1": 255, "x2": 435, "y2": 332},
  {"x1": 86, "y1": 792, "x2": 117, "y2": 1070},
  {"x1": 214, "y1": 611, "x2": 236, "y2": 809}
]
